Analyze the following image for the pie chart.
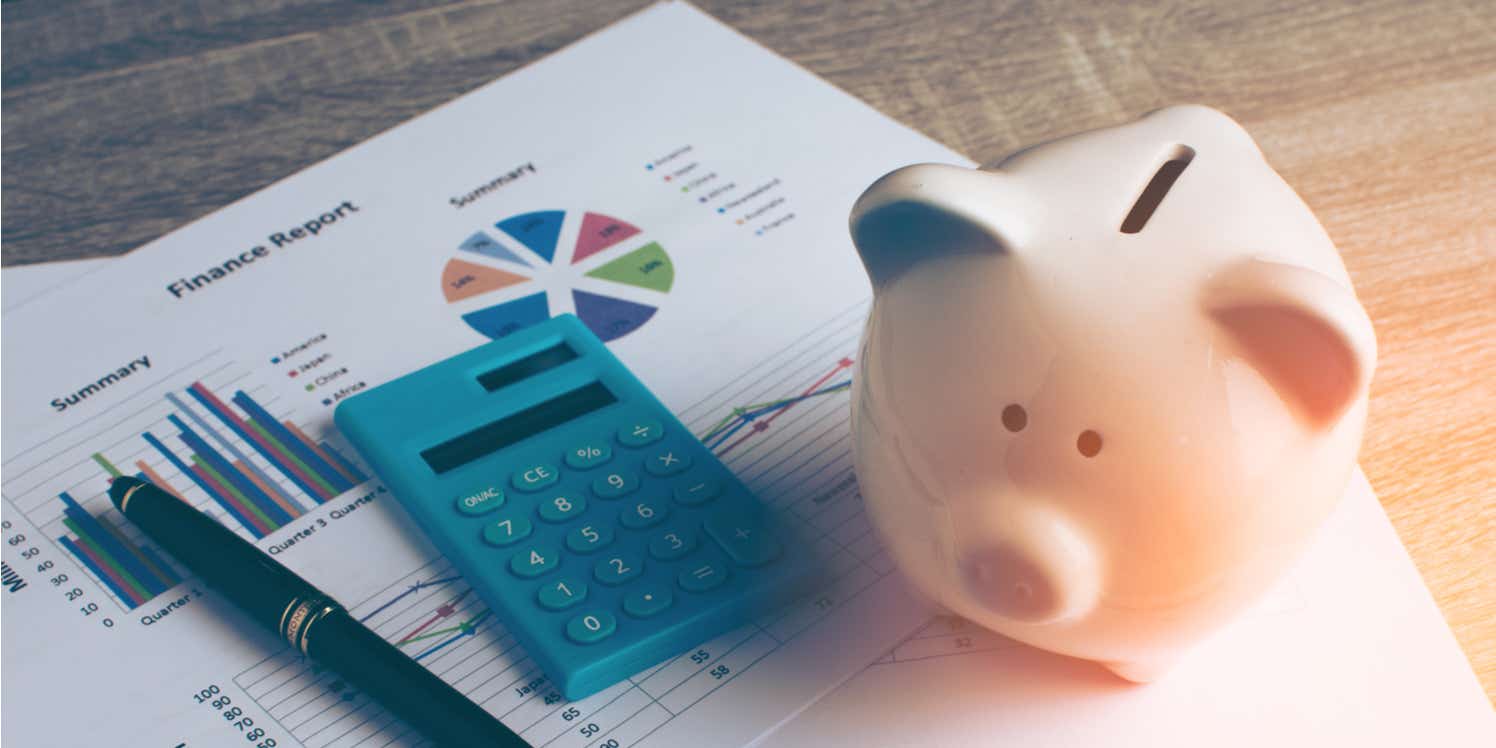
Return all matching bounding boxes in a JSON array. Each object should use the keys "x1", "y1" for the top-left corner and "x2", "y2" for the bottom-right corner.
[{"x1": 441, "y1": 210, "x2": 674, "y2": 342}]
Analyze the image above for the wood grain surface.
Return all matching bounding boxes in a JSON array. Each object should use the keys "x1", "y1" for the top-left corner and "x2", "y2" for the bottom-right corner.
[{"x1": 4, "y1": 0, "x2": 1492, "y2": 701}]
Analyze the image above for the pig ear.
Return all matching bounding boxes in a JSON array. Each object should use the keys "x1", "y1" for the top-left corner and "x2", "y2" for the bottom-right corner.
[
  {"x1": 1203, "y1": 260, "x2": 1377, "y2": 428},
  {"x1": 849, "y1": 163, "x2": 1012, "y2": 287}
]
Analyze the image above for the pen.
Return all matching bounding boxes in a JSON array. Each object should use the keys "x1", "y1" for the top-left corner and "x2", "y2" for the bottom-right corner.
[{"x1": 108, "y1": 475, "x2": 527, "y2": 747}]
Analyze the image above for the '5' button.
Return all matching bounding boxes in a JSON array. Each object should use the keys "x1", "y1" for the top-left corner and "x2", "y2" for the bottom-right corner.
[{"x1": 512, "y1": 462, "x2": 559, "y2": 492}]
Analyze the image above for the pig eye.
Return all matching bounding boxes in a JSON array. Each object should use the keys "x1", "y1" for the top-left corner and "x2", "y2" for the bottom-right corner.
[
  {"x1": 1077, "y1": 430, "x2": 1103, "y2": 457},
  {"x1": 1001, "y1": 404, "x2": 1027, "y2": 432}
]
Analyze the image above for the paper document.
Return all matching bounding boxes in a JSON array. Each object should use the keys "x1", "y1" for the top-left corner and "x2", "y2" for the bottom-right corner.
[
  {"x1": 0, "y1": 3, "x2": 961, "y2": 745},
  {"x1": 772, "y1": 469, "x2": 1496, "y2": 746}
]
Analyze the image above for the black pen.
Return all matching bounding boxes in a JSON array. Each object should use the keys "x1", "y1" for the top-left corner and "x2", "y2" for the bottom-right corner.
[{"x1": 109, "y1": 475, "x2": 527, "y2": 747}]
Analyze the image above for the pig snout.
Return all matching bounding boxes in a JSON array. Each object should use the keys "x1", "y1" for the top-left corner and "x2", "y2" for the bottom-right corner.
[{"x1": 956, "y1": 504, "x2": 1099, "y2": 624}]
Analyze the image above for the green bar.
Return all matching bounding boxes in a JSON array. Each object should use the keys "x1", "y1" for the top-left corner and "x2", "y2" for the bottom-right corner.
[
  {"x1": 246, "y1": 420, "x2": 337, "y2": 498},
  {"x1": 192, "y1": 456, "x2": 279, "y2": 532},
  {"x1": 63, "y1": 518, "x2": 152, "y2": 601},
  {"x1": 91, "y1": 453, "x2": 123, "y2": 478}
]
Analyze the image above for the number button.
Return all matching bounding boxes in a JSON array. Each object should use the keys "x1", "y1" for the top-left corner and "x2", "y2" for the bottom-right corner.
[
  {"x1": 565, "y1": 611, "x2": 617, "y2": 644},
  {"x1": 510, "y1": 543, "x2": 560, "y2": 578},
  {"x1": 619, "y1": 498, "x2": 668, "y2": 530},
  {"x1": 678, "y1": 560, "x2": 729, "y2": 593},
  {"x1": 564, "y1": 441, "x2": 612, "y2": 470},
  {"x1": 647, "y1": 527, "x2": 697, "y2": 561},
  {"x1": 623, "y1": 584, "x2": 674, "y2": 618},
  {"x1": 644, "y1": 448, "x2": 692, "y2": 477},
  {"x1": 455, "y1": 485, "x2": 504, "y2": 516},
  {"x1": 566, "y1": 524, "x2": 613, "y2": 554},
  {"x1": 591, "y1": 470, "x2": 639, "y2": 499},
  {"x1": 537, "y1": 577, "x2": 588, "y2": 611},
  {"x1": 617, "y1": 420, "x2": 664, "y2": 448},
  {"x1": 512, "y1": 462, "x2": 559, "y2": 492},
  {"x1": 672, "y1": 477, "x2": 721, "y2": 506},
  {"x1": 537, "y1": 493, "x2": 587, "y2": 523},
  {"x1": 704, "y1": 508, "x2": 781, "y2": 567},
  {"x1": 481, "y1": 512, "x2": 532, "y2": 547},
  {"x1": 594, "y1": 554, "x2": 643, "y2": 586}
]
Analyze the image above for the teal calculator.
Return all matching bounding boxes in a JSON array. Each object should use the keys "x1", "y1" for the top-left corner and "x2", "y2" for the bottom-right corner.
[{"x1": 335, "y1": 315, "x2": 811, "y2": 700}]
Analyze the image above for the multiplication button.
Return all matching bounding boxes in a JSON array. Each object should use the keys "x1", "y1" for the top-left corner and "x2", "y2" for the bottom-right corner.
[
  {"x1": 617, "y1": 420, "x2": 664, "y2": 448},
  {"x1": 512, "y1": 462, "x2": 559, "y2": 492},
  {"x1": 455, "y1": 485, "x2": 504, "y2": 516},
  {"x1": 644, "y1": 448, "x2": 692, "y2": 477}
]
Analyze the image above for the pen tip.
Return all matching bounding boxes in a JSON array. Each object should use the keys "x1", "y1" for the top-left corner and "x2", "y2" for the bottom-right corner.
[{"x1": 108, "y1": 475, "x2": 146, "y2": 509}]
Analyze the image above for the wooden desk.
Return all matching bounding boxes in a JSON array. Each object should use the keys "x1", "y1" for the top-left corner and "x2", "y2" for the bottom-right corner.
[{"x1": 4, "y1": 0, "x2": 1491, "y2": 700}]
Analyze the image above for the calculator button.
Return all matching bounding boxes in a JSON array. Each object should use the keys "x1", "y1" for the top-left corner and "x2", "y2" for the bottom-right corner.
[
  {"x1": 455, "y1": 485, "x2": 504, "y2": 517},
  {"x1": 564, "y1": 441, "x2": 613, "y2": 470},
  {"x1": 672, "y1": 476, "x2": 721, "y2": 506},
  {"x1": 623, "y1": 585, "x2": 674, "y2": 618},
  {"x1": 510, "y1": 543, "x2": 561, "y2": 578},
  {"x1": 566, "y1": 523, "x2": 614, "y2": 554},
  {"x1": 704, "y1": 509, "x2": 781, "y2": 567},
  {"x1": 481, "y1": 512, "x2": 533, "y2": 547},
  {"x1": 593, "y1": 553, "x2": 644, "y2": 586},
  {"x1": 617, "y1": 420, "x2": 664, "y2": 448},
  {"x1": 678, "y1": 560, "x2": 729, "y2": 593},
  {"x1": 537, "y1": 577, "x2": 588, "y2": 611},
  {"x1": 644, "y1": 448, "x2": 692, "y2": 477},
  {"x1": 512, "y1": 462, "x2": 560, "y2": 492},
  {"x1": 565, "y1": 611, "x2": 617, "y2": 645},
  {"x1": 538, "y1": 493, "x2": 588, "y2": 523},
  {"x1": 591, "y1": 470, "x2": 639, "y2": 499},
  {"x1": 619, "y1": 498, "x2": 669, "y2": 530},
  {"x1": 647, "y1": 527, "x2": 697, "y2": 561}
]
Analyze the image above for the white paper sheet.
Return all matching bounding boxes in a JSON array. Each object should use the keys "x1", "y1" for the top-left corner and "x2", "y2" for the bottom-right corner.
[
  {"x1": 0, "y1": 4, "x2": 962, "y2": 745},
  {"x1": 771, "y1": 469, "x2": 1496, "y2": 746}
]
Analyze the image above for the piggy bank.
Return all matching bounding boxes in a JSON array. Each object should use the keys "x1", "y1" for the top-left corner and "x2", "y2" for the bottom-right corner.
[{"x1": 849, "y1": 105, "x2": 1376, "y2": 681}]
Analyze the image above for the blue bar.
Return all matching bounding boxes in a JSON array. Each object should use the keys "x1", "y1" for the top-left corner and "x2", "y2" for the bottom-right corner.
[
  {"x1": 232, "y1": 391, "x2": 353, "y2": 493},
  {"x1": 186, "y1": 387, "x2": 329, "y2": 503},
  {"x1": 142, "y1": 431, "x2": 264, "y2": 538},
  {"x1": 170, "y1": 415, "x2": 295, "y2": 527},
  {"x1": 131, "y1": 472, "x2": 184, "y2": 582},
  {"x1": 58, "y1": 491, "x2": 171, "y2": 593},
  {"x1": 319, "y1": 441, "x2": 368, "y2": 484},
  {"x1": 58, "y1": 535, "x2": 139, "y2": 606},
  {"x1": 166, "y1": 391, "x2": 308, "y2": 513}
]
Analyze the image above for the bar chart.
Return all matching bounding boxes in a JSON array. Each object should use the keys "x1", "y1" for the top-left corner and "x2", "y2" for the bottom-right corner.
[{"x1": 10, "y1": 355, "x2": 372, "y2": 614}]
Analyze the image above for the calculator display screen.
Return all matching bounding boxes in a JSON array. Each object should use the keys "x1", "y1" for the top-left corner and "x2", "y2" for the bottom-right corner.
[{"x1": 421, "y1": 381, "x2": 617, "y2": 474}]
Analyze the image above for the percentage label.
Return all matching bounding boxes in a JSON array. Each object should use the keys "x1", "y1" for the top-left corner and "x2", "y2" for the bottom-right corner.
[{"x1": 576, "y1": 447, "x2": 602, "y2": 459}]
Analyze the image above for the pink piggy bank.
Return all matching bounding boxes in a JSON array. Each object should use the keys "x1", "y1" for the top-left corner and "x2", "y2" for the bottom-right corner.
[{"x1": 849, "y1": 106, "x2": 1377, "y2": 681}]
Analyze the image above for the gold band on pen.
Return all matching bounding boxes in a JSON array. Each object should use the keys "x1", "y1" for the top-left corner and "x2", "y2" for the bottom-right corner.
[
  {"x1": 117, "y1": 483, "x2": 146, "y2": 513},
  {"x1": 279, "y1": 595, "x2": 343, "y2": 654}
]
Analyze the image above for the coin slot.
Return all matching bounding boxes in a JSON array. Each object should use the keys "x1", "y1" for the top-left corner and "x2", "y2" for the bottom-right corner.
[{"x1": 1120, "y1": 145, "x2": 1195, "y2": 234}]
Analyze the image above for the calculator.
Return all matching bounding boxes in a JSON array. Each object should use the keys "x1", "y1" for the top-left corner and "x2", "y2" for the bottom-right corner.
[{"x1": 335, "y1": 315, "x2": 813, "y2": 700}]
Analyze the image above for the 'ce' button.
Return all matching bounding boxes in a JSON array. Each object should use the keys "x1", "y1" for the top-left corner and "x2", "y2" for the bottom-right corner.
[{"x1": 512, "y1": 463, "x2": 559, "y2": 492}]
